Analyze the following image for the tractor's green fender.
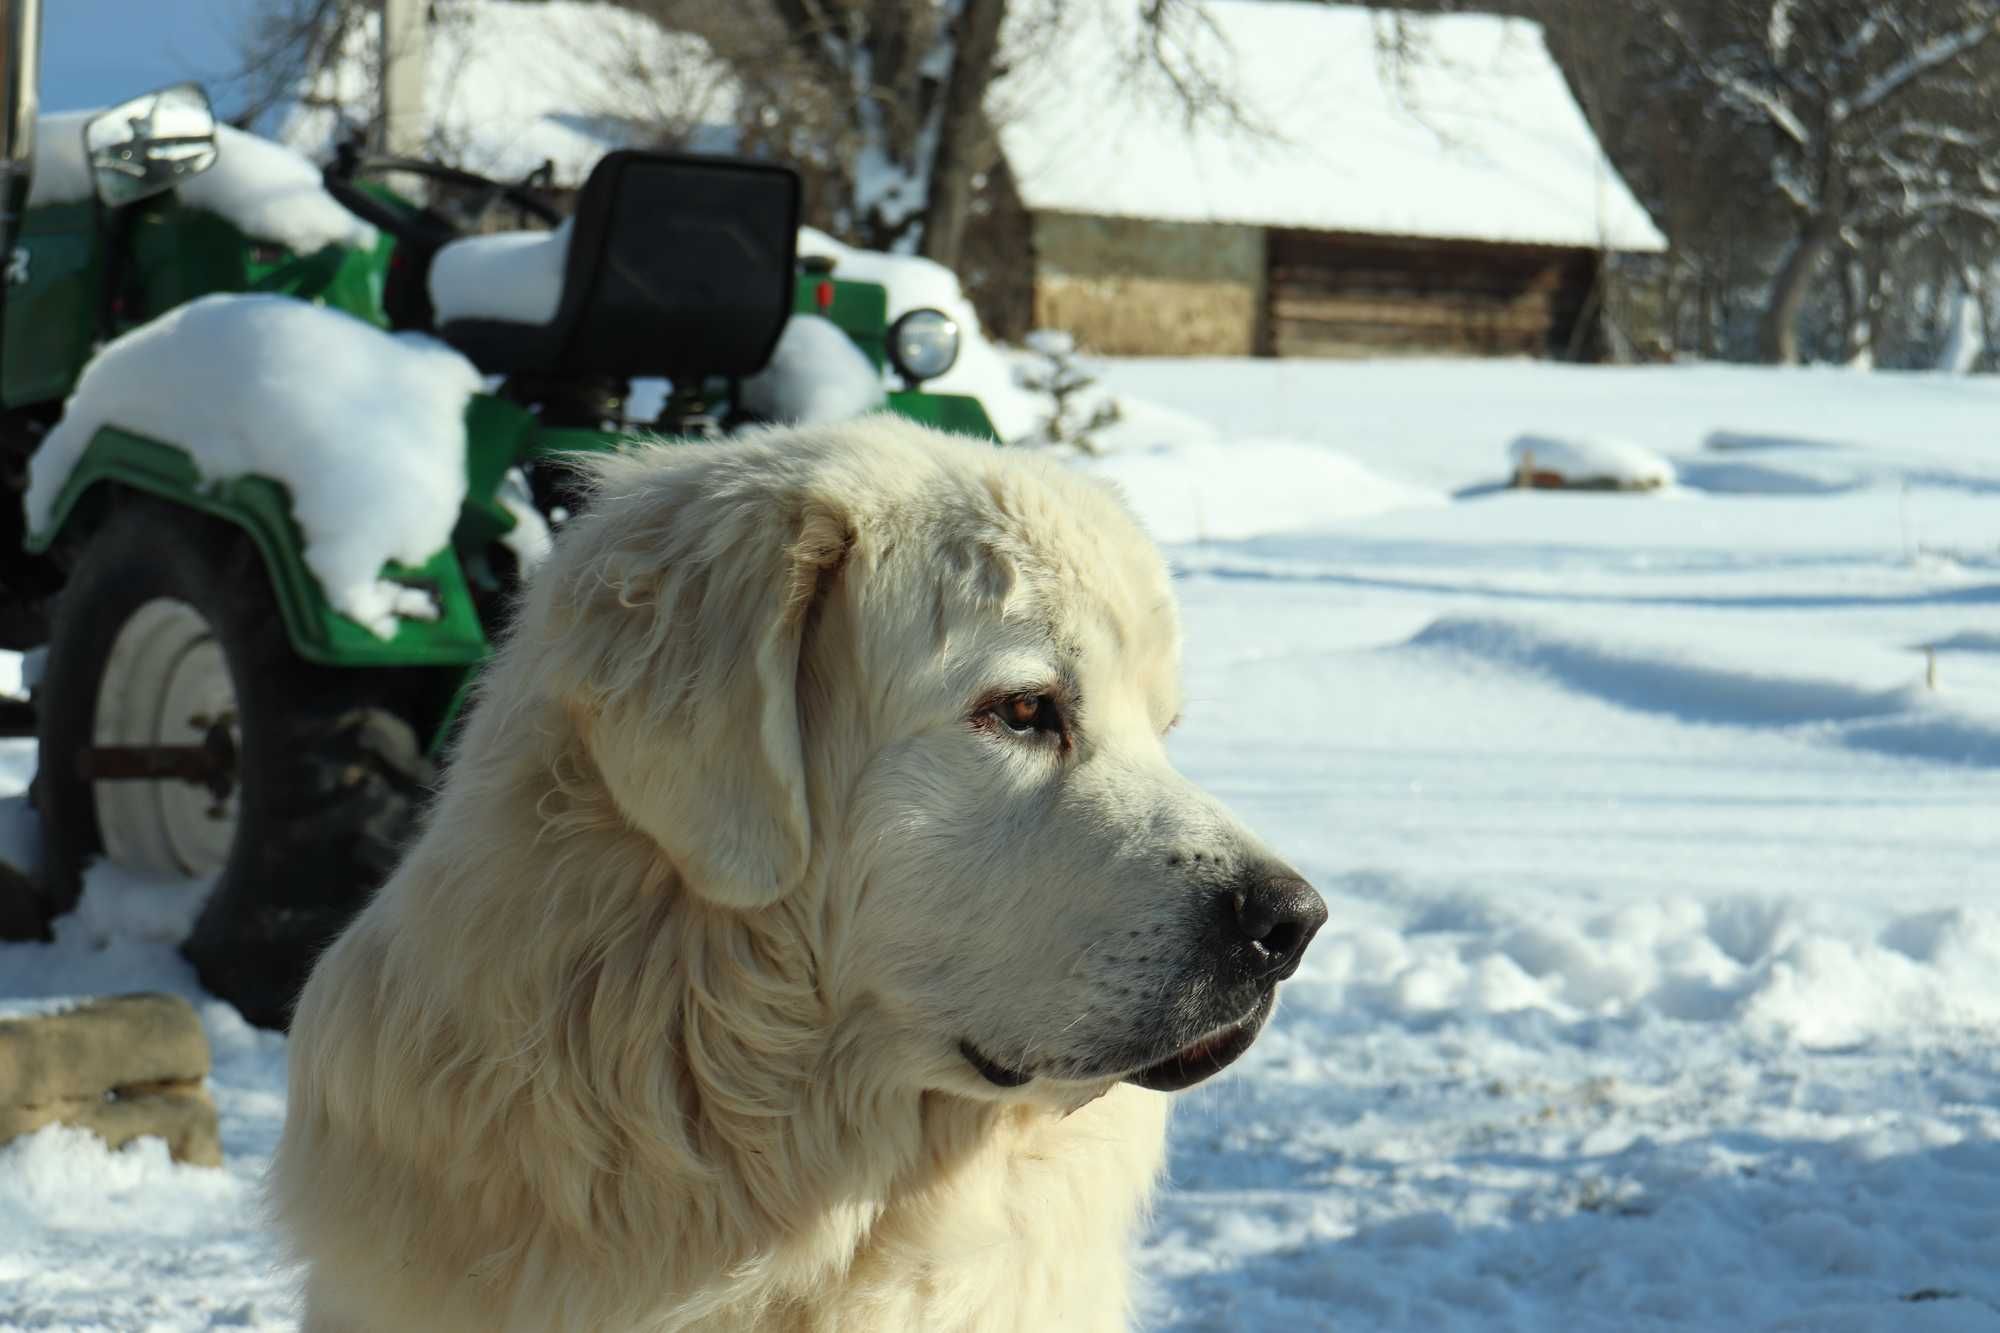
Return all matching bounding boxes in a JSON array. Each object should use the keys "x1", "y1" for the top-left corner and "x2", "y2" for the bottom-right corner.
[
  {"x1": 886, "y1": 389, "x2": 999, "y2": 442},
  {"x1": 26, "y1": 426, "x2": 490, "y2": 667}
]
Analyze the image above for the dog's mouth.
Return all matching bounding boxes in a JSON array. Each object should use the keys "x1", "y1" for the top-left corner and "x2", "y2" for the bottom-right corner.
[
  {"x1": 959, "y1": 988, "x2": 1276, "y2": 1094},
  {"x1": 1122, "y1": 988, "x2": 1275, "y2": 1092},
  {"x1": 959, "y1": 1039, "x2": 1037, "y2": 1088}
]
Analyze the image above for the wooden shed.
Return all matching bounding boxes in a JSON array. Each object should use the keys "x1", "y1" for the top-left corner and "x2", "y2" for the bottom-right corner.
[
  {"x1": 995, "y1": 1, "x2": 1666, "y2": 359},
  {"x1": 1261, "y1": 230, "x2": 1605, "y2": 359}
]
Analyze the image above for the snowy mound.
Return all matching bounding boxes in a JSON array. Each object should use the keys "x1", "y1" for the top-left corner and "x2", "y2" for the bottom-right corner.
[
  {"x1": 26, "y1": 294, "x2": 481, "y2": 637},
  {"x1": 1404, "y1": 614, "x2": 2000, "y2": 773},
  {"x1": 800, "y1": 228, "x2": 1043, "y2": 441},
  {"x1": 739, "y1": 315, "x2": 887, "y2": 425},
  {"x1": 1098, "y1": 357, "x2": 2000, "y2": 496},
  {"x1": 30, "y1": 113, "x2": 375, "y2": 255},
  {"x1": 1088, "y1": 437, "x2": 1446, "y2": 544},
  {"x1": 1508, "y1": 432, "x2": 1675, "y2": 491}
]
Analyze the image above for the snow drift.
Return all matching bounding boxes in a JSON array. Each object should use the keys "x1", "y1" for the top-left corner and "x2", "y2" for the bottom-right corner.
[{"x1": 1089, "y1": 437, "x2": 1446, "y2": 543}]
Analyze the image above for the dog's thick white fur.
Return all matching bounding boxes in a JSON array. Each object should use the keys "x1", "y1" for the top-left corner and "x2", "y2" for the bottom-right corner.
[{"x1": 273, "y1": 418, "x2": 1316, "y2": 1332}]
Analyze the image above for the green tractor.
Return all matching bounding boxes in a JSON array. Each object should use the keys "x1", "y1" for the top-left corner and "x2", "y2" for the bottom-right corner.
[{"x1": 0, "y1": 37, "x2": 995, "y2": 1025}]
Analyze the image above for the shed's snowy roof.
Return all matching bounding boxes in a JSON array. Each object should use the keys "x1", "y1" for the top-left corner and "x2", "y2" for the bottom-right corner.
[
  {"x1": 995, "y1": 1, "x2": 1667, "y2": 252},
  {"x1": 283, "y1": 0, "x2": 737, "y2": 186}
]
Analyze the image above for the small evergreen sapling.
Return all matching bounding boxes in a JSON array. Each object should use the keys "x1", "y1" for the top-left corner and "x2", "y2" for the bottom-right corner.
[{"x1": 1014, "y1": 328, "x2": 1120, "y2": 453}]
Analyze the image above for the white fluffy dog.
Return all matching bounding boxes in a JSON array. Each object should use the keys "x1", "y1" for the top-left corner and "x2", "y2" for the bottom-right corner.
[{"x1": 272, "y1": 417, "x2": 1324, "y2": 1332}]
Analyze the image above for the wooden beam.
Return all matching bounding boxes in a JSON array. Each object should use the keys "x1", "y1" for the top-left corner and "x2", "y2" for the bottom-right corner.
[{"x1": 0, "y1": 994, "x2": 210, "y2": 1107}]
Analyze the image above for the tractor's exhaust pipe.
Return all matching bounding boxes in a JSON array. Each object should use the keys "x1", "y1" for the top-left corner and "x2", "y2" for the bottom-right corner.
[{"x1": 0, "y1": 0, "x2": 40, "y2": 252}]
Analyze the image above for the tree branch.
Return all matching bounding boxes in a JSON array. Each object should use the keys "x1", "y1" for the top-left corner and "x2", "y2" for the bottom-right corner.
[
  {"x1": 1661, "y1": 10, "x2": 1812, "y2": 148},
  {"x1": 1840, "y1": 5, "x2": 2000, "y2": 122},
  {"x1": 765, "y1": 0, "x2": 856, "y2": 94}
]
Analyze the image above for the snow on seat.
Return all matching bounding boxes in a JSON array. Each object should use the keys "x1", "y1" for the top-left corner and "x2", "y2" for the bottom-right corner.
[
  {"x1": 30, "y1": 112, "x2": 375, "y2": 255},
  {"x1": 434, "y1": 152, "x2": 796, "y2": 381},
  {"x1": 427, "y1": 220, "x2": 570, "y2": 327}
]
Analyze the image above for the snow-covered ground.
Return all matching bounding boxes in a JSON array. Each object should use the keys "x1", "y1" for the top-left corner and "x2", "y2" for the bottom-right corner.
[
  {"x1": 1089, "y1": 359, "x2": 2000, "y2": 1332},
  {"x1": 4, "y1": 358, "x2": 1998, "y2": 1330}
]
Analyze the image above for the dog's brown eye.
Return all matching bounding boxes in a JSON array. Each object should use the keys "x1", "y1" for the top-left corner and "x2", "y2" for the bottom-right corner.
[{"x1": 990, "y1": 692, "x2": 1063, "y2": 739}]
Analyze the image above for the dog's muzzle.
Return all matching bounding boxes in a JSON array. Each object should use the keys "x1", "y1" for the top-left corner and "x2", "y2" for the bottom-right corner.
[{"x1": 961, "y1": 868, "x2": 1326, "y2": 1094}]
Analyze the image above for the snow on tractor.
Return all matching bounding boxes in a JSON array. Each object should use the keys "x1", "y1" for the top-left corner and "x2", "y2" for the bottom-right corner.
[{"x1": 0, "y1": 40, "x2": 998, "y2": 1026}]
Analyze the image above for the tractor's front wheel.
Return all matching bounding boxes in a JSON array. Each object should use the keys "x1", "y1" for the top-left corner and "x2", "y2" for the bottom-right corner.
[{"x1": 35, "y1": 496, "x2": 437, "y2": 1028}]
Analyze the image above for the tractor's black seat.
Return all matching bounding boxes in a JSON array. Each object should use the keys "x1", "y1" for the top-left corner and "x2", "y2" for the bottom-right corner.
[{"x1": 434, "y1": 151, "x2": 800, "y2": 381}]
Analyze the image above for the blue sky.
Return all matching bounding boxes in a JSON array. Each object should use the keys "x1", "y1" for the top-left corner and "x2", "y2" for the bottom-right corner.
[{"x1": 41, "y1": 1, "x2": 263, "y2": 116}]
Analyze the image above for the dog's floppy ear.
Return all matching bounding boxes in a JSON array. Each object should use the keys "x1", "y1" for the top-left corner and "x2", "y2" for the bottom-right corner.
[{"x1": 559, "y1": 452, "x2": 855, "y2": 910}]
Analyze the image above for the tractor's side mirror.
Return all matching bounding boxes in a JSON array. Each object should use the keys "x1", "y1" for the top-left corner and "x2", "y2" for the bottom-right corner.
[{"x1": 85, "y1": 82, "x2": 217, "y2": 208}]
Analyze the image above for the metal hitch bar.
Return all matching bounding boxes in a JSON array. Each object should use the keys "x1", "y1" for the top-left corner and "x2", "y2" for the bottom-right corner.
[{"x1": 74, "y1": 713, "x2": 239, "y2": 810}]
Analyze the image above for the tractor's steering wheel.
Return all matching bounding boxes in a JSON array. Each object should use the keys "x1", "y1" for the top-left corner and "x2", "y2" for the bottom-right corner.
[
  {"x1": 321, "y1": 143, "x2": 563, "y2": 250},
  {"x1": 322, "y1": 143, "x2": 566, "y2": 331}
]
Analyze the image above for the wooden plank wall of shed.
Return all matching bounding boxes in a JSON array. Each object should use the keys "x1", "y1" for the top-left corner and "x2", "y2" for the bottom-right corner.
[
  {"x1": 1030, "y1": 213, "x2": 1265, "y2": 356},
  {"x1": 1264, "y1": 230, "x2": 1602, "y2": 359}
]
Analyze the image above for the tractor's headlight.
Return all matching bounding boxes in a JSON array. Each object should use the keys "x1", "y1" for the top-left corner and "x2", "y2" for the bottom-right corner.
[{"x1": 888, "y1": 308, "x2": 960, "y2": 385}]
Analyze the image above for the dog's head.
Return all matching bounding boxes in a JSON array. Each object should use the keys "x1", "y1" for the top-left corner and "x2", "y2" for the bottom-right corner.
[{"x1": 531, "y1": 418, "x2": 1323, "y2": 1102}]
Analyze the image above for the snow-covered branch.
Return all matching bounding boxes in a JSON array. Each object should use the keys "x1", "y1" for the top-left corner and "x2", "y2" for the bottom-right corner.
[
  {"x1": 1835, "y1": 15, "x2": 1887, "y2": 64},
  {"x1": 1869, "y1": 189, "x2": 2000, "y2": 227},
  {"x1": 1662, "y1": 12, "x2": 1812, "y2": 147},
  {"x1": 1772, "y1": 156, "x2": 1816, "y2": 211},
  {"x1": 1721, "y1": 70, "x2": 1813, "y2": 147},
  {"x1": 1841, "y1": 5, "x2": 2000, "y2": 121},
  {"x1": 1887, "y1": 119, "x2": 1982, "y2": 150},
  {"x1": 1767, "y1": 0, "x2": 1797, "y2": 59}
]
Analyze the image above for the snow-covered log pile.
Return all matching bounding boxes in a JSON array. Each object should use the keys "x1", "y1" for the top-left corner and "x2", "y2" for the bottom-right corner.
[{"x1": 1508, "y1": 433, "x2": 1676, "y2": 491}]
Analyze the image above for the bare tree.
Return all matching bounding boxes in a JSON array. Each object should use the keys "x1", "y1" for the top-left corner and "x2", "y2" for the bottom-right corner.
[
  {"x1": 636, "y1": 0, "x2": 1246, "y2": 268},
  {"x1": 1371, "y1": 0, "x2": 2000, "y2": 367},
  {"x1": 1648, "y1": 0, "x2": 2000, "y2": 363},
  {"x1": 232, "y1": 0, "x2": 373, "y2": 134}
]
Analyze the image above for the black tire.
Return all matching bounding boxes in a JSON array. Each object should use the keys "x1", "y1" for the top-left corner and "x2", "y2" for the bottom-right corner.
[
  {"x1": 34, "y1": 495, "x2": 437, "y2": 1028},
  {"x1": 0, "y1": 859, "x2": 45, "y2": 939},
  {"x1": 0, "y1": 442, "x2": 61, "y2": 650}
]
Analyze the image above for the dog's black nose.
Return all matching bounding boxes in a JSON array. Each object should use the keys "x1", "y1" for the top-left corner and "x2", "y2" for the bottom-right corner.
[{"x1": 1231, "y1": 875, "x2": 1327, "y2": 980}]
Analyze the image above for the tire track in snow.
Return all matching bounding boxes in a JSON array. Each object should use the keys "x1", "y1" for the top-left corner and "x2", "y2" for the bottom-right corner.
[{"x1": 1395, "y1": 616, "x2": 2000, "y2": 769}]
